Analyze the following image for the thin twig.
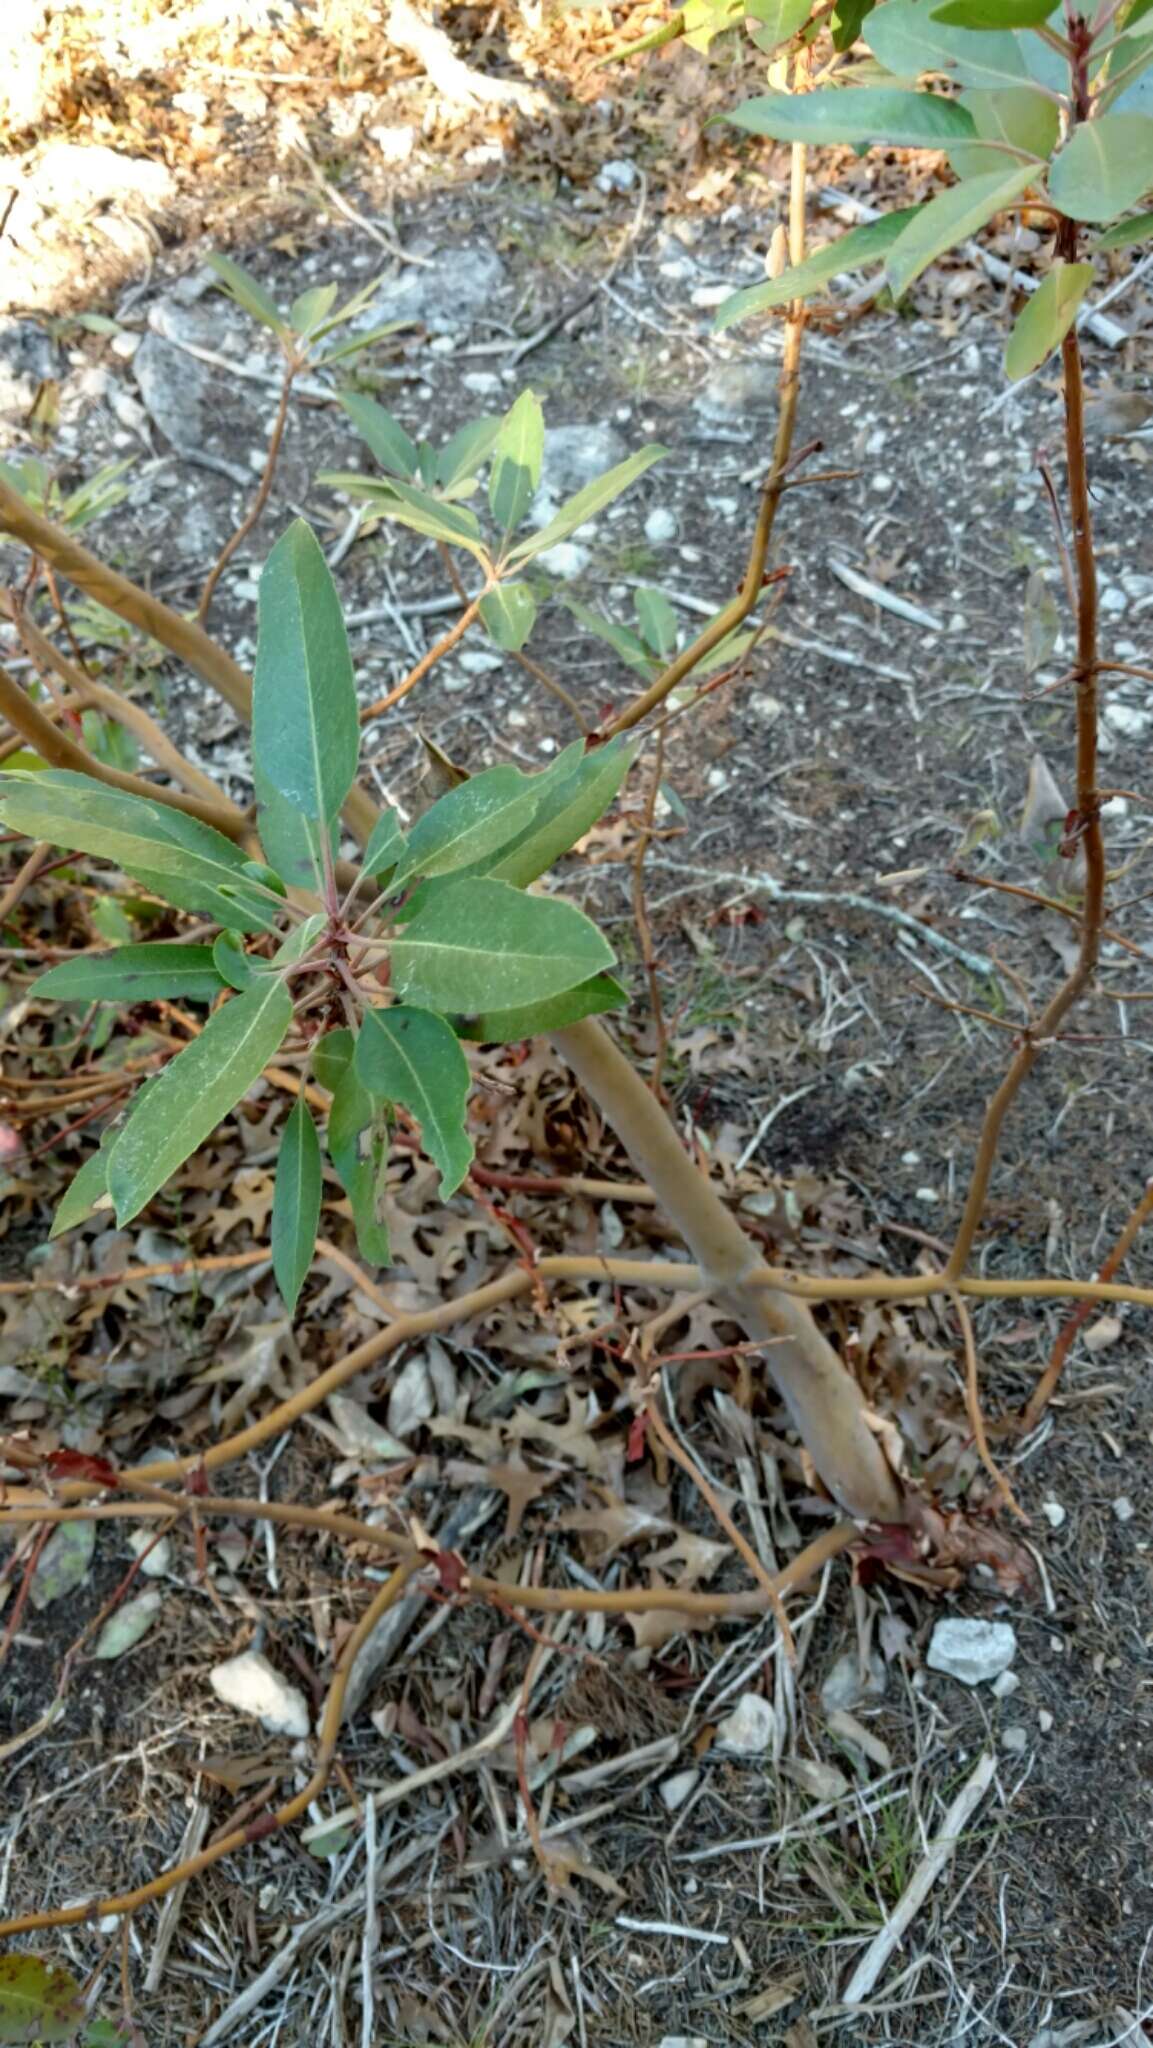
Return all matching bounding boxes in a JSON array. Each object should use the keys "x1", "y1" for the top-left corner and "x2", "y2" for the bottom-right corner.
[
  {"x1": 947, "y1": 1287, "x2": 1022, "y2": 1519},
  {"x1": 1021, "y1": 1177, "x2": 1153, "y2": 1431},
  {"x1": 198, "y1": 353, "x2": 299, "y2": 624}
]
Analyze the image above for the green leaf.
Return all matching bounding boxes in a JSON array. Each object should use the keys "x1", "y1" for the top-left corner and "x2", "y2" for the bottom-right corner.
[
  {"x1": 454, "y1": 970, "x2": 628, "y2": 1041},
  {"x1": 213, "y1": 931, "x2": 253, "y2": 990},
  {"x1": 30, "y1": 1520, "x2": 95, "y2": 1610},
  {"x1": 727, "y1": 87, "x2": 976, "y2": 148},
  {"x1": 885, "y1": 162, "x2": 1036, "y2": 299},
  {"x1": 562, "y1": 598, "x2": 654, "y2": 674},
  {"x1": 744, "y1": 0, "x2": 811, "y2": 49},
  {"x1": 50, "y1": 1147, "x2": 111, "y2": 1237},
  {"x1": 489, "y1": 390, "x2": 545, "y2": 533},
  {"x1": 947, "y1": 84, "x2": 1060, "y2": 179},
  {"x1": 107, "y1": 977, "x2": 293, "y2": 1224},
  {"x1": 339, "y1": 392, "x2": 418, "y2": 478},
  {"x1": 322, "y1": 473, "x2": 489, "y2": 558},
  {"x1": 0, "y1": 771, "x2": 278, "y2": 932},
  {"x1": 93, "y1": 1588, "x2": 162, "y2": 1660},
  {"x1": 865, "y1": 1, "x2": 1030, "y2": 89},
  {"x1": 1096, "y1": 206, "x2": 1153, "y2": 248},
  {"x1": 392, "y1": 877, "x2": 614, "y2": 1012},
  {"x1": 320, "y1": 1030, "x2": 391, "y2": 1264},
  {"x1": 253, "y1": 520, "x2": 360, "y2": 831},
  {"x1": 1048, "y1": 112, "x2": 1153, "y2": 222},
  {"x1": 0, "y1": 1954, "x2": 85, "y2": 2043},
  {"x1": 272, "y1": 1098, "x2": 322, "y2": 1311},
  {"x1": 206, "y1": 252, "x2": 287, "y2": 336},
  {"x1": 437, "y1": 415, "x2": 503, "y2": 488},
  {"x1": 479, "y1": 584, "x2": 538, "y2": 651},
  {"x1": 315, "y1": 321, "x2": 410, "y2": 369},
  {"x1": 510, "y1": 447, "x2": 668, "y2": 563},
  {"x1": 717, "y1": 207, "x2": 921, "y2": 330},
  {"x1": 1004, "y1": 260, "x2": 1094, "y2": 379},
  {"x1": 254, "y1": 772, "x2": 332, "y2": 894},
  {"x1": 634, "y1": 587, "x2": 678, "y2": 657},
  {"x1": 290, "y1": 282, "x2": 339, "y2": 334},
  {"x1": 484, "y1": 737, "x2": 635, "y2": 886},
  {"x1": 31, "y1": 944, "x2": 223, "y2": 1004},
  {"x1": 932, "y1": 0, "x2": 1053, "y2": 22},
  {"x1": 356, "y1": 1006, "x2": 473, "y2": 1197},
  {"x1": 361, "y1": 806, "x2": 406, "y2": 878},
  {"x1": 393, "y1": 765, "x2": 542, "y2": 889}
]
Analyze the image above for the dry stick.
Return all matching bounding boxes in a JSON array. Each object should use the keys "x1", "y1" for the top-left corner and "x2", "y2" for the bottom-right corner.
[
  {"x1": 5, "y1": 596, "x2": 238, "y2": 816},
  {"x1": 946, "y1": 1287, "x2": 1022, "y2": 1519},
  {"x1": 631, "y1": 713, "x2": 670, "y2": 1097},
  {"x1": 198, "y1": 353, "x2": 297, "y2": 625},
  {"x1": 945, "y1": 217, "x2": 1106, "y2": 1282},
  {"x1": 0, "y1": 660, "x2": 249, "y2": 835},
  {"x1": 0, "y1": 1559, "x2": 420, "y2": 1937},
  {"x1": 1021, "y1": 1176, "x2": 1153, "y2": 1432},
  {"x1": 0, "y1": 839, "x2": 50, "y2": 924},
  {"x1": 602, "y1": 131, "x2": 809, "y2": 741}
]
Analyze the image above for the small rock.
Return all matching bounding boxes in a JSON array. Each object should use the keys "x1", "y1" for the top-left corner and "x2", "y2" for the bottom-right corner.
[
  {"x1": 992, "y1": 1670, "x2": 1020, "y2": 1699},
  {"x1": 531, "y1": 422, "x2": 630, "y2": 527},
  {"x1": 596, "y1": 157, "x2": 638, "y2": 194},
  {"x1": 129, "y1": 1527, "x2": 173, "y2": 1576},
  {"x1": 749, "y1": 692, "x2": 784, "y2": 724},
  {"x1": 536, "y1": 540, "x2": 590, "y2": 579},
  {"x1": 0, "y1": 316, "x2": 61, "y2": 416},
  {"x1": 359, "y1": 244, "x2": 506, "y2": 338},
  {"x1": 820, "y1": 1651, "x2": 886, "y2": 1713},
  {"x1": 1084, "y1": 1314, "x2": 1122, "y2": 1351},
  {"x1": 1113, "y1": 1495, "x2": 1135, "y2": 1523},
  {"x1": 714, "y1": 1691, "x2": 776, "y2": 1755},
  {"x1": 694, "y1": 360, "x2": 778, "y2": 422},
  {"x1": 781, "y1": 1757, "x2": 851, "y2": 1801},
  {"x1": 927, "y1": 1617, "x2": 1017, "y2": 1688},
  {"x1": 1001, "y1": 1724, "x2": 1029, "y2": 1755},
  {"x1": 659, "y1": 1767, "x2": 701, "y2": 1811},
  {"x1": 1040, "y1": 1500, "x2": 1066, "y2": 1529},
  {"x1": 657, "y1": 2038, "x2": 709, "y2": 2048},
  {"x1": 644, "y1": 505, "x2": 677, "y2": 544},
  {"x1": 210, "y1": 1650, "x2": 310, "y2": 1738},
  {"x1": 1105, "y1": 701, "x2": 1153, "y2": 740},
  {"x1": 1038, "y1": 1708, "x2": 1054, "y2": 1733},
  {"x1": 462, "y1": 370, "x2": 501, "y2": 397}
]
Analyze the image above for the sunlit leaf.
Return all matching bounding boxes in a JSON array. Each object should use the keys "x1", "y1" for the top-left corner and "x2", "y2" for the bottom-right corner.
[
  {"x1": 31, "y1": 944, "x2": 222, "y2": 1004},
  {"x1": 479, "y1": 583, "x2": 538, "y2": 651},
  {"x1": 483, "y1": 737, "x2": 635, "y2": 886},
  {"x1": 510, "y1": 447, "x2": 668, "y2": 563},
  {"x1": 727, "y1": 86, "x2": 976, "y2": 147},
  {"x1": 0, "y1": 1954, "x2": 85, "y2": 2043},
  {"x1": 392, "y1": 765, "x2": 542, "y2": 889},
  {"x1": 272, "y1": 1098, "x2": 322, "y2": 1312},
  {"x1": 1095, "y1": 207, "x2": 1153, "y2": 248},
  {"x1": 391, "y1": 877, "x2": 614, "y2": 1012},
  {"x1": 107, "y1": 977, "x2": 293, "y2": 1224},
  {"x1": 437, "y1": 414, "x2": 503, "y2": 487},
  {"x1": 946, "y1": 84, "x2": 1059, "y2": 180},
  {"x1": 932, "y1": 0, "x2": 1053, "y2": 22},
  {"x1": 885, "y1": 162, "x2": 1036, "y2": 300},
  {"x1": 1048, "y1": 111, "x2": 1153, "y2": 222},
  {"x1": 290, "y1": 282, "x2": 339, "y2": 334},
  {"x1": 489, "y1": 389, "x2": 545, "y2": 534},
  {"x1": 865, "y1": 0, "x2": 1030, "y2": 89},
  {"x1": 1004, "y1": 261, "x2": 1094, "y2": 379},
  {"x1": 356, "y1": 1005, "x2": 473, "y2": 1196},
  {"x1": 716, "y1": 207, "x2": 920, "y2": 328}
]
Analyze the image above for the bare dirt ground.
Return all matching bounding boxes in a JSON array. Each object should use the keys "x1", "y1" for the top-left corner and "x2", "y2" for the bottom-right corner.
[{"x1": 3, "y1": 21, "x2": 1153, "y2": 2048}]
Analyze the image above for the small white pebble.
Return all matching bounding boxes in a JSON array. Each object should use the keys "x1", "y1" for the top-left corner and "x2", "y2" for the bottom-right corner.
[
  {"x1": 1001, "y1": 1724, "x2": 1028, "y2": 1755},
  {"x1": 992, "y1": 1670, "x2": 1020, "y2": 1699},
  {"x1": 915, "y1": 1187, "x2": 939, "y2": 1204},
  {"x1": 1041, "y1": 1501, "x2": 1066, "y2": 1529},
  {"x1": 1038, "y1": 1709, "x2": 1054, "y2": 1734},
  {"x1": 900, "y1": 1149, "x2": 921, "y2": 1166},
  {"x1": 644, "y1": 506, "x2": 677, "y2": 544},
  {"x1": 871, "y1": 471, "x2": 893, "y2": 492},
  {"x1": 1113, "y1": 1495, "x2": 1135, "y2": 1523}
]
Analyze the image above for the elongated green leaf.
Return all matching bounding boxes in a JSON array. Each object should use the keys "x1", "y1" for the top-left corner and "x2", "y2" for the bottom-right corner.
[
  {"x1": 455, "y1": 971, "x2": 628, "y2": 1041},
  {"x1": 339, "y1": 392, "x2": 418, "y2": 478},
  {"x1": 437, "y1": 415, "x2": 503, "y2": 488},
  {"x1": 510, "y1": 447, "x2": 668, "y2": 564},
  {"x1": 744, "y1": 0, "x2": 811, "y2": 48},
  {"x1": 272, "y1": 1098, "x2": 322, "y2": 1311},
  {"x1": 1096, "y1": 207, "x2": 1153, "y2": 248},
  {"x1": 393, "y1": 765, "x2": 542, "y2": 889},
  {"x1": 392, "y1": 878, "x2": 614, "y2": 1012},
  {"x1": 213, "y1": 931, "x2": 252, "y2": 990},
  {"x1": 290, "y1": 282, "x2": 339, "y2": 334},
  {"x1": 562, "y1": 599, "x2": 654, "y2": 674},
  {"x1": 356, "y1": 1006, "x2": 473, "y2": 1196},
  {"x1": 253, "y1": 520, "x2": 359, "y2": 830},
  {"x1": 865, "y1": 1, "x2": 1029, "y2": 88},
  {"x1": 479, "y1": 584, "x2": 538, "y2": 651},
  {"x1": 932, "y1": 0, "x2": 1053, "y2": 21},
  {"x1": 315, "y1": 320, "x2": 410, "y2": 368},
  {"x1": 727, "y1": 86, "x2": 976, "y2": 148},
  {"x1": 50, "y1": 1146, "x2": 111, "y2": 1237},
  {"x1": 321, "y1": 1030, "x2": 391, "y2": 1264},
  {"x1": 254, "y1": 771, "x2": 331, "y2": 893},
  {"x1": 0, "y1": 771, "x2": 277, "y2": 931},
  {"x1": 947, "y1": 84, "x2": 1059, "y2": 179},
  {"x1": 32, "y1": 944, "x2": 222, "y2": 1004},
  {"x1": 1005, "y1": 261, "x2": 1094, "y2": 379},
  {"x1": 361, "y1": 806, "x2": 406, "y2": 877},
  {"x1": 206, "y1": 252, "x2": 286, "y2": 335},
  {"x1": 0, "y1": 1954, "x2": 85, "y2": 2043},
  {"x1": 885, "y1": 162, "x2": 1036, "y2": 299},
  {"x1": 320, "y1": 473, "x2": 488, "y2": 557},
  {"x1": 1048, "y1": 113, "x2": 1153, "y2": 222},
  {"x1": 107, "y1": 977, "x2": 293, "y2": 1223},
  {"x1": 485, "y1": 737, "x2": 635, "y2": 886},
  {"x1": 717, "y1": 207, "x2": 921, "y2": 330},
  {"x1": 489, "y1": 390, "x2": 545, "y2": 533},
  {"x1": 634, "y1": 587, "x2": 678, "y2": 658},
  {"x1": 1101, "y1": 32, "x2": 1153, "y2": 117}
]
